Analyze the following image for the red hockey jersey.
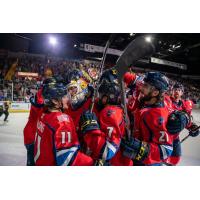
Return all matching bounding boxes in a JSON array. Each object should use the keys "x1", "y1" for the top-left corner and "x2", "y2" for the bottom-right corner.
[
  {"x1": 34, "y1": 111, "x2": 93, "y2": 166},
  {"x1": 82, "y1": 105, "x2": 132, "y2": 166},
  {"x1": 165, "y1": 97, "x2": 193, "y2": 165},
  {"x1": 23, "y1": 88, "x2": 44, "y2": 145},
  {"x1": 126, "y1": 75, "x2": 144, "y2": 113},
  {"x1": 132, "y1": 102, "x2": 173, "y2": 165},
  {"x1": 170, "y1": 97, "x2": 193, "y2": 115}
]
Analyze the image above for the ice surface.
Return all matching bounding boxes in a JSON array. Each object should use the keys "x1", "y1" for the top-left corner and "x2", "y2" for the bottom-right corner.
[
  {"x1": 0, "y1": 113, "x2": 28, "y2": 165},
  {"x1": 0, "y1": 110, "x2": 200, "y2": 166}
]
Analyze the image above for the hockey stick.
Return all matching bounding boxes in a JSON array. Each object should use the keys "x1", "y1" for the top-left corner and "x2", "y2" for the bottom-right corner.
[
  {"x1": 93, "y1": 36, "x2": 155, "y2": 165},
  {"x1": 90, "y1": 34, "x2": 116, "y2": 112},
  {"x1": 164, "y1": 125, "x2": 200, "y2": 166},
  {"x1": 115, "y1": 36, "x2": 156, "y2": 139},
  {"x1": 178, "y1": 125, "x2": 200, "y2": 146},
  {"x1": 172, "y1": 125, "x2": 200, "y2": 151}
]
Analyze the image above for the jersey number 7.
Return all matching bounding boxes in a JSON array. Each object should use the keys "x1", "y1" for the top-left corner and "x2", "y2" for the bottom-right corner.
[{"x1": 107, "y1": 127, "x2": 114, "y2": 138}]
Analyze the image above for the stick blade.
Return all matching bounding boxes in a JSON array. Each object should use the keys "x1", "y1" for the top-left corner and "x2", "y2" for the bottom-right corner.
[{"x1": 115, "y1": 36, "x2": 156, "y2": 78}]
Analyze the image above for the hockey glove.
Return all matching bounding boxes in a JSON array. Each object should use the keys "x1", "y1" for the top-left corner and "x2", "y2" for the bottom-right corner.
[
  {"x1": 29, "y1": 96, "x2": 44, "y2": 108},
  {"x1": 25, "y1": 143, "x2": 35, "y2": 166},
  {"x1": 121, "y1": 138, "x2": 149, "y2": 162},
  {"x1": 80, "y1": 110, "x2": 100, "y2": 134},
  {"x1": 94, "y1": 159, "x2": 109, "y2": 166},
  {"x1": 166, "y1": 110, "x2": 190, "y2": 134},
  {"x1": 188, "y1": 123, "x2": 200, "y2": 137}
]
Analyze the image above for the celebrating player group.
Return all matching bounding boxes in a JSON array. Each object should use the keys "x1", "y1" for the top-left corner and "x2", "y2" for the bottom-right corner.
[{"x1": 23, "y1": 65, "x2": 200, "y2": 166}]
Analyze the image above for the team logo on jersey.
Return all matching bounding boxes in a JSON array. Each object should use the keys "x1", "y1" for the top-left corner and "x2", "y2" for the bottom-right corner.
[
  {"x1": 158, "y1": 117, "x2": 164, "y2": 125},
  {"x1": 107, "y1": 110, "x2": 115, "y2": 117}
]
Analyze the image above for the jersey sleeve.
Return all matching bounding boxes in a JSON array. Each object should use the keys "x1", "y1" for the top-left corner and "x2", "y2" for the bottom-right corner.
[
  {"x1": 183, "y1": 100, "x2": 193, "y2": 115},
  {"x1": 24, "y1": 91, "x2": 44, "y2": 145},
  {"x1": 139, "y1": 109, "x2": 173, "y2": 165}
]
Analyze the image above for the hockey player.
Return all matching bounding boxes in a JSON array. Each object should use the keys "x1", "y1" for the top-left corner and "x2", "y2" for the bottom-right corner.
[
  {"x1": 34, "y1": 82, "x2": 93, "y2": 166},
  {"x1": 79, "y1": 70, "x2": 132, "y2": 166},
  {"x1": 165, "y1": 83, "x2": 199, "y2": 165},
  {"x1": 23, "y1": 77, "x2": 56, "y2": 166},
  {"x1": 23, "y1": 88, "x2": 44, "y2": 166},
  {"x1": 121, "y1": 72, "x2": 175, "y2": 166},
  {"x1": 64, "y1": 70, "x2": 97, "y2": 131},
  {"x1": 170, "y1": 83, "x2": 193, "y2": 114},
  {"x1": 123, "y1": 71, "x2": 144, "y2": 131},
  {"x1": 0, "y1": 101, "x2": 9, "y2": 122}
]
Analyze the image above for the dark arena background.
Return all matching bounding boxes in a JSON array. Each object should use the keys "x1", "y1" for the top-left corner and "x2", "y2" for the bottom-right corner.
[{"x1": 0, "y1": 33, "x2": 200, "y2": 165}]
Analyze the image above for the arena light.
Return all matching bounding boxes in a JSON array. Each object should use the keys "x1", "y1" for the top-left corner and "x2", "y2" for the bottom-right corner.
[
  {"x1": 130, "y1": 33, "x2": 135, "y2": 36},
  {"x1": 145, "y1": 36, "x2": 152, "y2": 43},
  {"x1": 49, "y1": 36, "x2": 57, "y2": 46}
]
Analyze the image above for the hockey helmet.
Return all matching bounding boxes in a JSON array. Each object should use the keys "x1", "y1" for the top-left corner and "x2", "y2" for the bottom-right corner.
[
  {"x1": 143, "y1": 72, "x2": 169, "y2": 92},
  {"x1": 98, "y1": 69, "x2": 120, "y2": 105},
  {"x1": 43, "y1": 77, "x2": 57, "y2": 87},
  {"x1": 42, "y1": 82, "x2": 67, "y2": 106},
  {"x1": 100, "y1": 68, "x2": 118, "y2": 84},
  {"x1": 172, "y1": 83, "x2": 184, "y2": 92}
]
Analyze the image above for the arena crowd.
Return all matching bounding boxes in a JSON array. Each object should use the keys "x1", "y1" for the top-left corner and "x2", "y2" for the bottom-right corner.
[{"x1": 0, "y1": 52, "x2": 200, "y2": 105}]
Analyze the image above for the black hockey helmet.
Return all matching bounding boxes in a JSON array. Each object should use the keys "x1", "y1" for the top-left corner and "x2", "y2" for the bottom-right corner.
[
  {"x1": 99, "y1": 68, "x2": 118, "y2": 84},
  {"x1": 42, "y1": 77, "x2": 57, "y2": 87},
  {"x1": 42, "y1": 82, "x2": 67, "y2": 107},
  {"x1": 143, "y1": 72, "x2": 169, "y2": 93},
  {"x1": 98, "y1": 69, "x2": 120, "y2": 106}
]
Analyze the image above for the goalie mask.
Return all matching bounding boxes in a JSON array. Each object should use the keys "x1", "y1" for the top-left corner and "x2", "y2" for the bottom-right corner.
[{"x1": 67, "y1": 79, "x2": 89, "y2": 110}]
